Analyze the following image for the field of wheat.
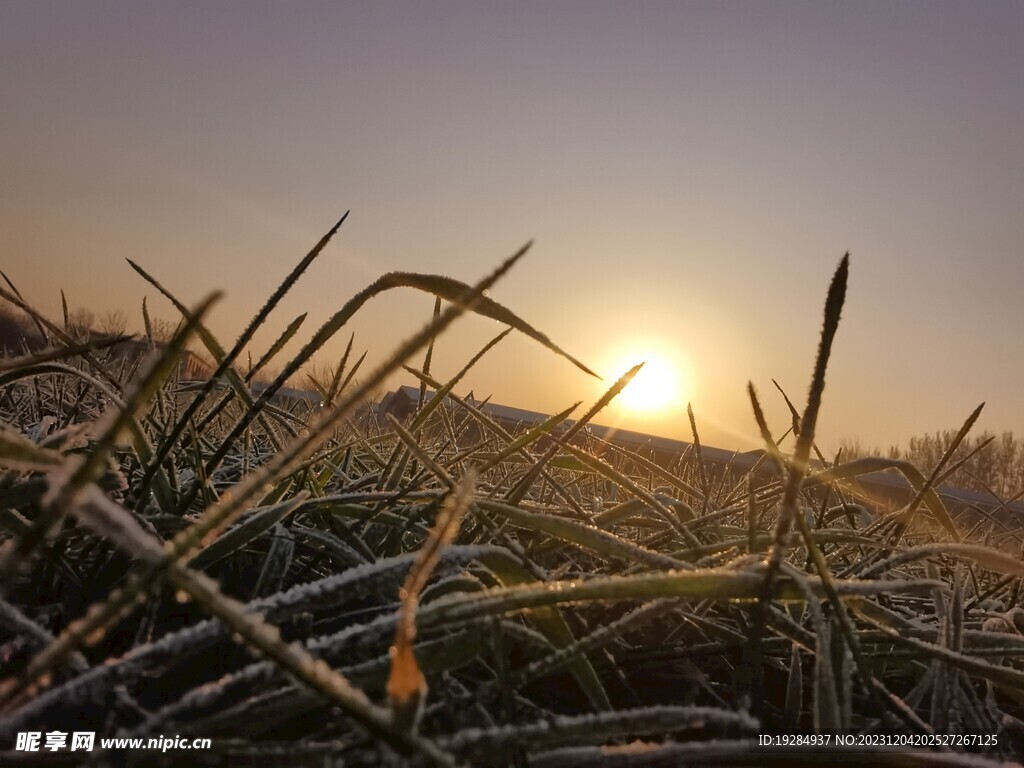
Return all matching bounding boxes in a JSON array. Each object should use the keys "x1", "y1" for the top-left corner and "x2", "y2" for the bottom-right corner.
[{"x1": 1, "y1": 220, "x2": 1023, "y2": 766}]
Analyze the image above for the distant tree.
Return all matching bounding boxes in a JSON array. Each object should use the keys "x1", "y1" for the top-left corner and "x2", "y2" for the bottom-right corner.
[
  {"x1": 842, "y1": 430, "x2": 1024, "y2": 499},
  {"x1": 837, "y1": 438, "x2": 899, "y2": 462},
  {"x1": 147, "y1": 317, "x2": 178, "y2": 344},
  {"x1": 838, "y1": 437, "x2": 870, "y2": 461},
  {"x1": 66, "y1": 307, "x2": 96, "y2": 337},
  {"x1": 0, "y1": 306, "x2": 33, "y2": 354},
  {"x1": 99, "y1": 309, "x2": 128, "y2": 336}
]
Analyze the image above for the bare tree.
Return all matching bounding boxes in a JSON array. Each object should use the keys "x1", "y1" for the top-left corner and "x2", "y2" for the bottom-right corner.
[
  {"x1": 147, "y1": 317, "x2": 178, "y2": 344},
  {"x1": 837, "y1": 438, "x2": 900, "y2": 462},
  {"x1": 99, "y1": 309, "x2": 128, "y2": 336},
  {"x1": 852, "y1": 429, "x2": 1024, "y2": 498},
  {"x1": 67, "y1": 307, "x2": 95, "y2": 335},
  {"x1": 0, "y1": 306, "x2": 33, "y2": 353}
]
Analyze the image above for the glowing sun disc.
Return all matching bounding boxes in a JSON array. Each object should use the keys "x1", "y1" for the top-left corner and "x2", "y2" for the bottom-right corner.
[{"x1": 617, "y1": 356, "x2": 679, "y2": 412}]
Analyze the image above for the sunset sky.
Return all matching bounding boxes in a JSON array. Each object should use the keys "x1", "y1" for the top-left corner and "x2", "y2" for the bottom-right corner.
[{"x1": 2, "y1": 1, "x2": 1022, "y2": 452}]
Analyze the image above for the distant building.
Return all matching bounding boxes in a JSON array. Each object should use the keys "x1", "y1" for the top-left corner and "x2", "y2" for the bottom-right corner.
[{"x1": 250, "y1": 380, "x2": 324, "y2": 412}]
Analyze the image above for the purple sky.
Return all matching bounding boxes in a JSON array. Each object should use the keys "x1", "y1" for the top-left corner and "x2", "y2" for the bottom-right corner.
[{"x1": 2, "y1": 1, "x2": 1023, "y2": 451}]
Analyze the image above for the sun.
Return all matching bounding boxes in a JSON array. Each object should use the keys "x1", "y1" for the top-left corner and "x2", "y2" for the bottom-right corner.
[{"x1": 614, "y1": 355, "x2": 681, "y2": 412}]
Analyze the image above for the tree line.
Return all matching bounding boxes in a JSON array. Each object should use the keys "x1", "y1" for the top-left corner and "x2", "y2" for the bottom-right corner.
[
  {"x1": 0, "y1": 304, "x2": 178, "y2": 353},
  {"x1": 839, "y1": 430, "x2": 1024, "y2": 500}
]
